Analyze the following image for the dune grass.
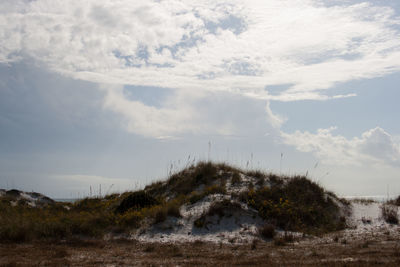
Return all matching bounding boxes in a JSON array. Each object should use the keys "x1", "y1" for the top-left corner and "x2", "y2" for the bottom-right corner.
[
  {"x1": 1, "y1": 161, "x2": 350, "y2": 242},
  {"x1": 239, "y1": 175, "x2": 348, "y2": 234}
]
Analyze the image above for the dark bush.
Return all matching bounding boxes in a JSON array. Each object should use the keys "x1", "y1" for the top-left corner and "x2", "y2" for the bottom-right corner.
[
  {"x1": 258, "y1": 224, "x2": 276, "y2": 239},
  {"x1": 5, "y1": 189, "x2": 21, "y2": 197},
  {"x1": 204, "y1": 185, "x2": 226, "y2": 195},
  {"x1": 149, "y1": 162, "x2": 220, "y2": 196},
  {"x1": 194, "y1": 162, "x2": 218, "y2": 184},
  {"x1": 393, "y1": 196, "x2": 400, "y2": 206},
  {"x1": 273, "y1": 233, "x2": 295, "y2": 246},
  {"x1": 187, "y1": 185, "x2": 226, "y2": 205},
  {"x1": 207, "y1": 200, "x2": 242, "y2": 217},
  {"x1": 194, "y1": 217, "x2": 206, "y2": 228},
  {"x1": 246, "y1": 170, "x2": 266, "y2": 186},
  {"x1": 166, "y1": 202, "x2": 181, "y2": 218},
  {"x1": 188, "y1": 192, "x2": 204, "y2": 204},
  {"x1": 118, "y1": 210, "x2": 143, "y2": 228},
  {"x1": 382, "y1": 205, "x2": 399, "y2": 224},
  {"x1": 154, "y1": 207, "x2": 167, "y2": 224},
  {"x1": 231, "y1": 172, "x2": 241, "y2": 185},
  {"x1": 115, "y1": 191, "x2": 159, "y2": 214}
]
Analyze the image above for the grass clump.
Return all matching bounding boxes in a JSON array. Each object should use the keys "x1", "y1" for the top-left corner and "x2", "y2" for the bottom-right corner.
[
  {"x1": 207, "y1": 199, "x2": 242, "y2": 217},
  {"x1": 246, "y1": 170, "x2": 266, "y2": 186},
  {"x1": 187, "y1": 184, "x2": 226, "y2": 205},
  {"x1": 388, "y1": 195, "x2": 400, "y2": 206},
  {"x1": 117, "y1": 210, "x2": 144, "y2": 228},
  {"x1": 145, "y1": 161, "x2": 237, "y2": 198},
  {"x1": 166, "y1": 200, "x2": 182, "y2": 218},
  {"x1": 231, "y1": 172, "x2": 242, "y2": 185},
  {"x1": 241, "y1": 175, "x2": 347, "y2": 233},
  {"x1": 381, "y1": 204, "x2": 399, "y2": 224},
  {"x1": 145, "y1": 162, "x2": 219, "y2": 196},
  {"x1": 115, "y1": 190, "x2": 159, "y2": 214},
  {"x1": 194, "y1": 200, "x2": 243, "y2": 228},
  {"x1": 273, "y1": 232, "x2": 295, "y2": 246},
  {"x1": 153, "y1": 206, "x2": 168, "y2": 224},
  {"x1": 352, "y1": 198, "x2": 376, "y2": 205},
  {"x1": 194, "y1": 217, "x2": 206, "y2": 228},
  {"x1": 188, "y1": 192, "x2": 204, "y2": 204},
  {"x1": 258, "y1": 224, "x2": 276, "y2": 239}
]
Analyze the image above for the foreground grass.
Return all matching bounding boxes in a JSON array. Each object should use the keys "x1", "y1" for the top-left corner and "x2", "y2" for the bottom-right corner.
[{"x1": 1, "y1": 233, "x2": 400, "y2": 267}]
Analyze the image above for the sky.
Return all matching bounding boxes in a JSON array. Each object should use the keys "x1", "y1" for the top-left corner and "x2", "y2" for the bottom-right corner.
[{"x1": 0, "y1": 0, "x2": 400, "y2": 198}]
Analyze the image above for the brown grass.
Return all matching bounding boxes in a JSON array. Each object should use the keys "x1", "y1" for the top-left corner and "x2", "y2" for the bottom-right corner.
[{"x1": 2, "y1": 235, "x2": 400, "y2": 266}]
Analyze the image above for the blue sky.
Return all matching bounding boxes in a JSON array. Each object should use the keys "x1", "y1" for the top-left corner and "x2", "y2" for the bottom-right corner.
[{"x1": 0, "y1": 0, "x2": 400, "y2": 198}]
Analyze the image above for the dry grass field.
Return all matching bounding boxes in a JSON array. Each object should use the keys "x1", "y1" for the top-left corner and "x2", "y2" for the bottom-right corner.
[{"x1": 1, "y1": 231, "x2": 400, "y2": 267}]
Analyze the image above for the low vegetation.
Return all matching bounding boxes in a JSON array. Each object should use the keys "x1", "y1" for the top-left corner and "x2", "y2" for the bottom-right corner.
[
  {"x1": 1, "y1": 161, "x2": 349, "y2": 242},
  {"x1": 273, "y1": 232, "x2": 296, "y2": 246},
  {"x1": 239, "y1": 176, "x2": 348, "y2": 234},
  {"x1": 381, "y1": 204, "x2": 399, "y2": 225},
  {"x1": 4, "y1": 235, "x2": 400, "y2": 266},
  {"x1": 388, "y1": 195, "x2": 400, "y2": 207},
  {"x1": 351, "y1": 198, "x2": 376, "y2": 205},
  {"x1": 194, "y1": 199, "x2": 244, "y2": 228},
  {"x1": 258, "y1": 224, "x2": 276, "y2": 239}
]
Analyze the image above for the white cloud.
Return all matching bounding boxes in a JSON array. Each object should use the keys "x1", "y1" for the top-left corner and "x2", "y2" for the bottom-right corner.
[
  {"x1": 265, "y1": 101, "x2": 286, "y2": 128},
  {"x1": 0, "y1": 0, "x2": 399, "y2": 100},
  {"x1": 1, "y1": 0, "x2": 400, "y2": 137},
  {"x1": 101, "y1": 84, "x2": 279, "y2": 138},
  {"x1": 281, "y1": 126, "x2": 400, "y2": 167},
  {"x1": 101, "y1": 85, "x2": 202, "y2": 138}
]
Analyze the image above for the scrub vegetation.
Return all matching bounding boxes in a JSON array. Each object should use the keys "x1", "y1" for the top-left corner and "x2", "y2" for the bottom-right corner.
[{"x1": 1, "y1": 161, "x2": 349, "y2": 243}]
